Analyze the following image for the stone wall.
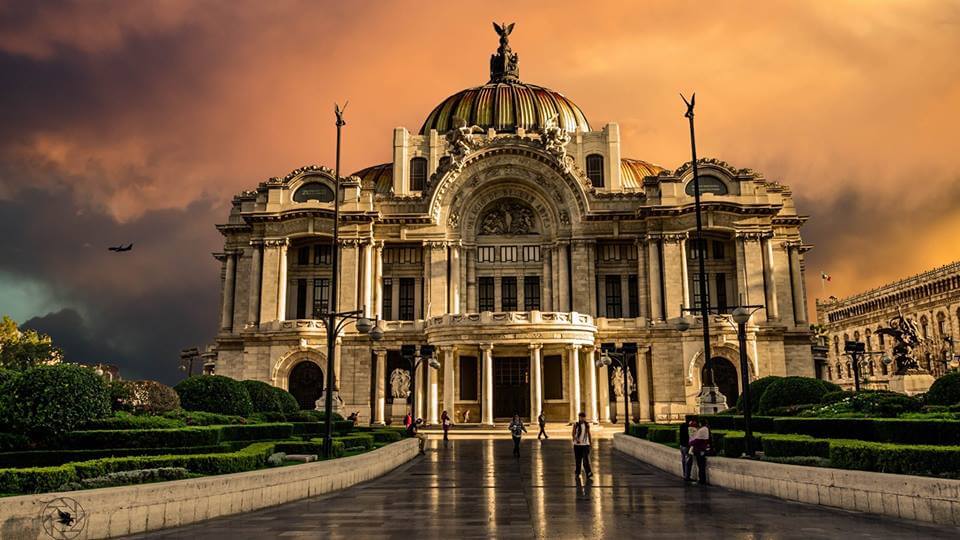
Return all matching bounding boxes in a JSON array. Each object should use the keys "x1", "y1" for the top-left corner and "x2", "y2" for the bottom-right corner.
[
  {"x1": 613, "y1": 433, "x2": 960, "y2": 527},
  {"x1": 0, "y1": 438, "x2": 419, "y2": 540}
]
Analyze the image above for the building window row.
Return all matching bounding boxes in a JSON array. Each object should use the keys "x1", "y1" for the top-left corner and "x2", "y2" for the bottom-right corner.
[
  {"x1": 477, "y1": 245, "x2": 540, "y2": 263},
  {"x1": 477, "y1": 275, "x2": 542, "y2": 312},
  {"x1": 295, "y1": 245, "x2": 333, "y2": 266}
]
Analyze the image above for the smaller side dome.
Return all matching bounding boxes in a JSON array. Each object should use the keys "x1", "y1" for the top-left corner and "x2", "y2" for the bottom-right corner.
[
  {"x1": 353, "y1": 163, "x2": 393, "y2": 195},
  {"x1": 620, "y1": 158, "x2": 666, "y2": 189}
]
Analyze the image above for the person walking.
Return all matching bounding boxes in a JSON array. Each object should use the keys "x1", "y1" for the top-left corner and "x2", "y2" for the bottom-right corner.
[
  {"x1": 441, "y1": 410, "x2": 452, "y2": 442},
  {"x1": 537, "y1": 410, "x2": 548, "y2": 440},
  {"x1": 403, "y1": 412, "x2": 413, "y2": 430},
  {"x1": 508, "y1": 413, "x2": 527, "y2": 457},
  {"x1": 680, "y1": 417, "x2": 696, "y2": 482},
  {"x1": 690, "y1": 419, "x2": 711, "y2": 485},
  {"x1": 572, "y1": 411, "x2": 593, "y2": 479}
]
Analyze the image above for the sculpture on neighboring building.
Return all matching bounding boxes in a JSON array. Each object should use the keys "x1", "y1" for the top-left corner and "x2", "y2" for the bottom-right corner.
[
  {"x1": 445, "y1": 117, "x2": 484, "y2": 172},
  {"x1": 877, "y1": 308, "x2": 925, "y2": 374},
  {"x1": 610, "y1": 366, "x2": 635, "y2": 398},
  {"x1": 478, "y1": 199, "x2": 536, "y2": 235},
  {"x1": 389, "y1": 368, "x2": 411, "y2": 399}
]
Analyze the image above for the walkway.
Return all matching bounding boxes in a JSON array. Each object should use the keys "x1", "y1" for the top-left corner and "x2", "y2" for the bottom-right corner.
[{"x1": 129, "y1": 439, "x2": 959, "y2": 539}]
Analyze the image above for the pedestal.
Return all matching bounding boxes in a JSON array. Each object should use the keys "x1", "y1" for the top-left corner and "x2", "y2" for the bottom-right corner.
[
  {"x1": 315, "y1": 390, "x2": 345, "y2": 413},
  {"x1": 614, "y1": 400, "x2": 629, "y2": 424},
  {"x1": 390, "y1": 401, "x2": 410, "y2": 423},
  {"x1": 888, "y1": 372, "x2": 935, "y2": 396},
  {"x1": 697, "y1": 385, "x2": 728, "y2": 414}
]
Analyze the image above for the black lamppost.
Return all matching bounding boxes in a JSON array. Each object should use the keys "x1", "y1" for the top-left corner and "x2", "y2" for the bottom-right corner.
[
  {"x1": 681, "y1": 93, "x2": 714, "y2": 396},
  {"x1": 842, "y1": 340, "x2": 890, "y2": 393},
  {"x1": 732, "y1": 305, "x2": 763, "y2": 456},
  {"x1": 319, "y1": 103, "x2": 382, "y2": 457},
  {"x1": 596, "y1": 343, "x2": 638, "y2": 434},
  {"x1": 179, "y1": 347, "x2": 200, "y2": 377},
  {"x1": 400, "y1": 344, "x2": 439, "y2": 422}
]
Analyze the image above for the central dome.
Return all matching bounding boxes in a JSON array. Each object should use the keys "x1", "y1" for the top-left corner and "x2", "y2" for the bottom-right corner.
[{"x1": 419, "y1": 23, "x2": 590, "y2": 135}]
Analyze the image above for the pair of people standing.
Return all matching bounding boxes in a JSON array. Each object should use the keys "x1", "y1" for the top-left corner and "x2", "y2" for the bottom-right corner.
[
  {"x1": 680, "y1": 417, "x2": 710, "y2": 484},
  {"x1": 507, "y1": 411, "x2": 593, "y2": 479}
]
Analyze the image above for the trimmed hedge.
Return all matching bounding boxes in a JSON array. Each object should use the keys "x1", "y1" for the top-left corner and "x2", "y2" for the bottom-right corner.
[
  {"x1": 83, "y1": 412, "x2": 184, "y2": 430},
  {"x1": 773, "y1": 417, "x2": 960, "y2": 445},
  {"x1": 0, "y1": 444, "x2": 233, "y2": 468},
  {"x1": 242, "y1": 380, "x2": 282, "y2": 413},
  {"x1": 219, "y1": 423, "x2": 294, "y2": 442},
  {"x1": 285, "y1": 410, "x2": 345, "y2": 423},
  {"x1": 0, "y1": 432, "x2": 30, "y2": 452},
  {"x1": 737, "y1": 376, "x2": 782, "y2": 413},
  {"x1": 758, "y1": 376, "x2": 830, "y2": 413},
  {"x1": 174, "y1": 376, "x2": 253, "y2": 417},
  {"x1": 118, "y1": 380, "x2": 181, "y2": 415},
  {"x1": 274, "y1": 387, "x2": 300, "y2": 415},
  {"x1": 829, "y1": 440, "x2": 960, "y2": 477},
  {"x1": 761, "y1": 434, "x2": 830, "y2": 458},
  {"x1": 274, "y1": 439, "x2": 346, "y2": 458},
  {"x1": 926, "y1": 372, "x2": 960, "y2": 406},
  {"x1": 646, "y1": 425, "x2": 679, "y2": 445},
  {"x1": 333, "y1": 433, "x2": 375, "y2": 451},
  {"x1": 162, "y1": 409, "x2": 250, "y2": 426},
  {"x1": 3, "y1": 364, "x2": 111, "y2": 440},
  {"x1": 63, "y1": 427, "x2": 221, "y2": 450},
  {"x1": 370, "y1": 429, "x2": 402, "y2": 443},
  {"x1": 0, "y1": 465, "x2": 76, "y2": 494}
]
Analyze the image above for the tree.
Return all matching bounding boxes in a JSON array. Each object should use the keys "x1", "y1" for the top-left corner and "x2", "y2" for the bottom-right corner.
[{"x1": 0, "y1": 315, "x2": 62, "y2": 370}]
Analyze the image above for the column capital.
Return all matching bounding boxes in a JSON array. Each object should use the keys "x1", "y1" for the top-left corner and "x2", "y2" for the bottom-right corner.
[
  {"x1": 212, "y1": 252, "x2": 229, "y2": 263},
  {"x1": 441, "y1": 345, "x2": 456, "y2": 354},
  {"x1": 480, "y1": 343, "x2": 494, "y2": 352},
  {"x1": 782, "y1": 239, "x2": 803, "y2": 250},
  {"x1": 373, "y1": 348, "x2": 388, "y2": 358},
  {"x1": 423, "y1": 240, "x2": 450, "y2": 250},
  {"x1": 263, "y1": 238, "x2": 289, "y2": 248},
  {"x1": 735, "y1": 231, "x2": 768, "y2": 242},
  {"x1": 566, "y1": 344, "x2": 581, "y2": 352},
  {"x1": 249, "y1": 238, "x2": 264, "y2": 248},
  {"x1": 528, "y1": 343, "x2": 543, "y2": 351}
]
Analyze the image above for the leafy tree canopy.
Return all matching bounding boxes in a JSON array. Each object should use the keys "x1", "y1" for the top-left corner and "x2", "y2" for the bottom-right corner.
[{"x1": 0, "y1": 315, "x2": 62, "y2": 370}]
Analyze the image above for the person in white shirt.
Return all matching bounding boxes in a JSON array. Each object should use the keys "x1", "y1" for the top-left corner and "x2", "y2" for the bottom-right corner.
[{"x1": 572, "y1": 411, "x2": 593, "y2": 479}]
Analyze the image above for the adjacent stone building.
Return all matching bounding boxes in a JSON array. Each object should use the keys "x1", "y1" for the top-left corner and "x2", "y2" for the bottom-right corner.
[
  {"x1": 209, "y1": 26, "x2": 814, "y2": 424},
  {"x1": 815, "y1": 261, "x2": 960, "y2": 391}
]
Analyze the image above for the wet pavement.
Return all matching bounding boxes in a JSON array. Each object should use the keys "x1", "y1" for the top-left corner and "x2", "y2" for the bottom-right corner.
[{"x1": 128, "y1": 438, "x2": 960, "y2": 539}]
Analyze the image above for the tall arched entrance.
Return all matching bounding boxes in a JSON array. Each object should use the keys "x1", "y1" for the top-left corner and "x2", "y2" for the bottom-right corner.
[
  {"x1": 703, "y1": 357, "x2": 738, "y2": 407},
  {"x1": 288, "y1": 361, "x2": 324, "y2": 410}
]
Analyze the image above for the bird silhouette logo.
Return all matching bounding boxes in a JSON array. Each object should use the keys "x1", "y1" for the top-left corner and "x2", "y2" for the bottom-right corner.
[{"x1": 41, "y1": 497, "x2": 86, "y2": 539}]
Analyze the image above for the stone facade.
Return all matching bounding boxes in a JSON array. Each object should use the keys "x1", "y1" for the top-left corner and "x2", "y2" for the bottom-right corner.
[
  {"x1": 209, "y1": 28, "x2": 813, "y2": 424},
  {"x1": 815, "y1": 261, "x2": 960, "y2": 391}
]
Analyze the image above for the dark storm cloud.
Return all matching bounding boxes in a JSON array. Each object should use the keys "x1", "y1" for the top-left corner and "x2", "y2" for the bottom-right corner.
[{"x1": 0, "y1": 186, "x2": 222, "y2": 383}]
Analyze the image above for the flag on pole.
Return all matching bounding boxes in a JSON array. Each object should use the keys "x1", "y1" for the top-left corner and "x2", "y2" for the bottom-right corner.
[{"x1": 820, "y1": 272, "x2": 831, "y2": 282}]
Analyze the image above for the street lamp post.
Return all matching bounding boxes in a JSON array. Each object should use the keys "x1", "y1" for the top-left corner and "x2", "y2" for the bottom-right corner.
[
  {"x1": 732, "y1": 306, "x2": 763, "y2": 456},
  {"x1": 842, "y1": 340, "x2": 891, "y2": 393},
  {"x1": 400, "y1": 344, "x2": 440, "y2": 422},
  {"x1": 179, "y1": 347, "x2": 200, "y2": 377},
  {"x1": 319, "y1": 103, "x2": 382, "y2": 458},
  {"x1": 596, "y1": 343, "x2": 638, "y2": 434}
]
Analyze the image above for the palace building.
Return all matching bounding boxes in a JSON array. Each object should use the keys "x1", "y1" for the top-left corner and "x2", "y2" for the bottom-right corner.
[
  {"x1": 815, "y1": 261, "x2": 960, "y2": 391},
  {"x1": 208, "y1": 25, "x2": 814, "y2": 424}
]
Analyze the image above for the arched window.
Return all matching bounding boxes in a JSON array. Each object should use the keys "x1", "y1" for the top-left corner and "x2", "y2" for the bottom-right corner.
[
  {"x1": 826, "y1": 366, "x2": 833, "y2": 380},
  {"x1": 410, "y1": 157, "x2": 427, "y2": 191},
  {"x1": 937, "y1": 312, "x2": 947, "y2": 337},
  {"x1": 833, "y1": 336, "x2": 840, "y2": 355},
  {"x1": 920, "y1": 316, "x2": 929, "y2": 339},
  {"x1": 685, "y1": 175, "x2": 729, "y2": 196},
  {"x1": 865, "y1": 329, "x2": 872, "y2": 351},
  {"x1": 586, "y1": 154, "x2": 604, "y2": 187},
  {"x1": 292, "y1": 182, "x2": 335, "y2": 203}
]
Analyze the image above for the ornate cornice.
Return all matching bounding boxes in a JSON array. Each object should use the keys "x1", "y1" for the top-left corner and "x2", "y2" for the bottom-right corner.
[
  {"x1": 735, "y1": 231, "x2": 772, "y2": 242},
  {"x1": 263, "y1": 238, "x2": 289, "y2": 248}
]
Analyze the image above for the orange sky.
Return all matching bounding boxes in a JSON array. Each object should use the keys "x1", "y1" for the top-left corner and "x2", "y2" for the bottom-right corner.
[{"x1": 1, "y1": 1, "x2": 959, "y2": 379}]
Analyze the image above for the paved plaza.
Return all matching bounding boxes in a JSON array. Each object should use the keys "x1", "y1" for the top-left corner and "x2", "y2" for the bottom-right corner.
[{"x1": 130, "y1": 439, "x2": 959, "y2": 539}]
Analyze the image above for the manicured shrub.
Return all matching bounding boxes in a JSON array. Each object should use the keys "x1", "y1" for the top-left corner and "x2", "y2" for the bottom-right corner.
[
  {"x1": 3, "y1": 364, "x2": 111, "y2": 440},
  {"x1": 273, "y1": 441, "x2": 324, "y2": 455},
  {"x1": 62, "y1": 427, "x2": 222, "y2": 450},
  {"x1": 334, "y1": 420, "x2": 355, "y2": 435},
  {"x1": 762, "y1": 456, "x2": 831, "y2": 467},
  {"x1": 646, "y1": 425, "x2": 679, "y2": 445},
  {"x1": 0, "y1": 465, "x2": 77, "y2": 494},
  {"x1": 0, "y1": 432, "x2": 29, "y2": 452},
  {"x1": 737, "y1": 376, "x2": 782, "y2": 413},
  {"x1": 829, "y1": 440, "x2": 960, "y2": 478},
  {"x1": 83, "y1": 411, "x2": 184, "y2": 430},
  {"x1": 758, "y1": 376, "x2": 830, "y2": 414},
  {"x1": 0, "y1": 444, "x2": 232, "y2": 468},
  {"x1": 761, "y1": 434, "x2": 830, "y2": 458},
  {"x1": 108, "y1": 380, "x2": 134, "y2": 412},
  {"x1": 773, "y1": 417, "x2": 877, "y2": 440},
  {"x1": 627, "y1": 424, "x2": 651, "y2": 439},
  {"x1": 926, "y1": 372, "x2": 960, "y2": 406},
  {"x1": 62, "y1": 467, "x2": 191, "y2": 491},
  {"x1": 852, "y1": 392, "x2": 921, "y2": 417},
  {"x1": 242, "y1": 380, "x2": 282, "y2": 413},
  {"x1": 218, "y1": 423, "x2": 294, "y2": 442},
  {"x1": 174, "y1": 375, "x2": 253, "y2": 417},
  {"x1": 273, "y1": 387, "x2": 300, "y2": 415},
  {"x1": 371, "y1": 429, "x2": 402, "y2": 443},
  {"x1": 121, "y1": 380, "x2": 181, "y2": 414},
  {"x1": 821, "y1": 390, "x2": 853, "y2": 405},
  {"x1": 819, "y1": 380, "x2": 843, "y2": 393},
  {"x1": 291, "y1": 422, "x2": 325, "y2": 436},
  {"x1": 286, "y1": 410, "x2": 344, "y2": 423},
  {"x1": 69, "y1": 442, "x2": 276, "y2": 478},
  {"x1": 333, "y1": 433, "x2": 375, "y2": 451},
  {"x1": 162, "y1": 409, "x2": 250, "y2": 426}
]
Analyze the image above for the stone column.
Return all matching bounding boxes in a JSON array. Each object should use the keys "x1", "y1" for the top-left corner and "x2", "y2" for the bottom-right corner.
[
  {"x1": 567, "y1": 345, "x2": 581, "y2": 422},
  {"x1": 584, "y1": 347, "x2": 599, "y2": 423},
  {"x1": 362, "y1": 240, "x2": 374, "y2": 318},
  {"x1": 736, "y1": 236, "x2": 749, "y2": 305},
  {"x1": 247, "y1": 240, "x2": 263, "y2": 326},
  {"x1": 542, "y1": 246, "x2": 553, "y2": 311},
  {"x1": 428, "y1": 354, "x2": 439, "y2": 425},
  {"x1": 481, "y1": 343, "x2": 494, "y2": 425},
  {"x1": 557, "y1": 242, "x2": 570, "y2": 312},
  {"x1": 276, "y1": 240, "x2": 289, "y2": 321},
  {"x1": 680, "y1": 237, "x2": 691, "y2": 309},
  {"x1": 529, "y1": 343, "x2": 543, "y2": 418},
  {"x1": 414, "y1": 353, "x2": 424, "y2": 420},
  {"x1": 374, "y1": 349, "x2": 387, "y2": 425},
  {"x1": 788, "y1": 243, "x2": 807, "y2": 324},
  {"x1": 374, "y1": 242, "x2": 384, "y2": 320},
  {"x1": 635, "y1": 238, "x2": 649, "y2": 320},
  {"x1": 449, "y1": 244, "x2": 461, "y2": 315},
  {"x1": 761, "y1": 234, "x2": 779, "y2": 321},
  {"x1": 259, "y1": 239, "x2": 281, "y2": 323},
  {"x1": 220, "y1": 252, "x2": 236, "y2": 330},
  {"x1": 466, "y1": 248, "x2": 477, "y2": 313},
  {"x1": 647, "y1": 239, "x2": 663, "y2": 321},
  {"x1": 742, "y1": 233, "x2": 766, "y2": 310},
  {"x1": 637, "y1": 348, "x2": 652, "y2": 421},
  {"x1": 338, "y1": 240, "x2": 359, "y2": 314},
  {"x1": 442, "y1": 346, "x2": 455, "y2": 418},
  {"x1": 661, "y1": 234, "x2": 685, "y2": 320},
  {"x1": 599, "y1": 363, "x2": 611, "y2": 422}
]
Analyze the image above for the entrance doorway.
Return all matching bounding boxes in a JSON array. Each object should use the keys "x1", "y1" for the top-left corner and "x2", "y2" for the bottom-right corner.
[
  {"x1": 289, "y1": 361, "x2": 324, "y2": 410},
  {"x1": 494, "y1": 357, "x2": 530, "y2": 419},
  {"x1": 703, "y1": 357, "x2": 738, "y2": 407}
]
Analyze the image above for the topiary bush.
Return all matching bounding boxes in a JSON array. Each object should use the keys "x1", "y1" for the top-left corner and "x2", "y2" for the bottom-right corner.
[
  {"x1": 821, "y1": 390, "x2": 854, "y2": 405},
  {"x1": 242, "y1": 380, "x2": 282, "y2": 413},
  {"x1": 2, "y1": 364, "x2": 111, "y2": 441},
  {"x1": 926, "y1": 372, "x2": 960, "y2": 406},
  {"x1": 162, "y1": 409, "x2": 250, "y2": 426},
  {"x1": 273, "y1": 386, "x2": 300, "y2": 415},
  {"x1": 174, "y1": 375, "x2": 253, "y2": 417},
  {"x1": 108, "y1": 380, "x2": 134, "y2": 412},
  {"x1": 758, "y1": 376, "x2": 830, "y2": 414},
  {"x1": 121, "y1": 380, "x2": 181, "y2": 414},
  {"x1": 737, "y1": 376, "x2": 783, "y2": 413}
]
